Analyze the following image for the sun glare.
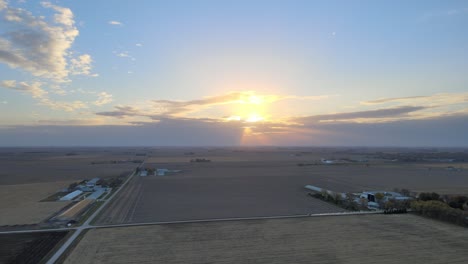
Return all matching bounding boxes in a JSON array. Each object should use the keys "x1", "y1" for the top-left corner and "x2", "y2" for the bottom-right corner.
[
  {"x1": 246, "y1": 114, "x2": 264, "y2": 123},
  {"x1": 226, "y1": 93, "x2": 271, "y2": 122}
]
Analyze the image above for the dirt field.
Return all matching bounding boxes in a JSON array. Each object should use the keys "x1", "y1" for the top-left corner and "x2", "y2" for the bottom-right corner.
[
  {"x1": 0, "y1": 231, "x2": 68, "y2": 264},
  {"x1": 96, "y1": 147, "x2": 468, "y2": 224},
  {"x1": 0, "y1": 181, "x2": 72, "y2": 226},
  {"x1": 0, "y1": 148, "x2": 142, "y2": 227},
  {"x1": 298, "y1": 163, "x2": 468, "y2": 194},
  {"x1": 0, "y1": 147, "x2": 141, "y2": 185},
  {"x1": 96, "y1": 173, "x2": 345, "y2": 224},
  {"x1": 143, "y1": 147, "x2": 468, "y2": 194},
  {"x1": 65, "y1": 214, "x2": 468, "y2": 264}
]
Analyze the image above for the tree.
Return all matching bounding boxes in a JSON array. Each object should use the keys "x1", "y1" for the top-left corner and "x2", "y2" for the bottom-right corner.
[
  {"x1": 68, "y1": 182, "x2": 78, "y2": 190},
  {"x1": 418, "y1": 192, "x2": 440, "y2": 201}
]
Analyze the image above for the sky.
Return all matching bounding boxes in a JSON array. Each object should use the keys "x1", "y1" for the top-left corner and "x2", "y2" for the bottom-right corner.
[{"x1": 0, "y1": 0, "x2": 467, "y2": 146}]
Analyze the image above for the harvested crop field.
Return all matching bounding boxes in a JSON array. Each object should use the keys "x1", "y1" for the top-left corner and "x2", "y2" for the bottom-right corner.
[
  {"x1": 96, "y1": 147, "x2": 468, "y2": 224},
  {"x1": 0, "y1": 181, "x2": 71, "y2": 226},
  {"x1": 65, "y1": 214, "x2": 468, "y2": 264},
  {"x1": 0, "y1": 147, "x2": 141, "y2": 185},
  {"x1": 0, "y1": 148, "x2": 141, "y2": 227},
  {"x1": 0, "y1": 231, "x2": 68, "y2": 264},
  {"x1": 297, "y1": 163, "x2": 468, "y2": 194},
  {"x1": 95, "y1": 169, "x2": 346, "y2": 224}
]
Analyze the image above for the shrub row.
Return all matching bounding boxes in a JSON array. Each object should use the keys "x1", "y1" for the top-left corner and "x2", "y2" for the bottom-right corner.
[
  {"x1": 308, "y1": 191, "x2": 360, "y2": 211},
  {"x1": 411, "y1": 200, "x2": 468, "y2": 227}
]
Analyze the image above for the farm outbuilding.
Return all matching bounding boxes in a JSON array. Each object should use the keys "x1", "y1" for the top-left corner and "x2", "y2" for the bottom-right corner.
[
  {"x1": 86, "y1": 178, "x2": 101, "y2": 187},
  {"x1": 86, "y1": 189, "x2": 106, "y2": 200},
  {"x1": 156, "y1": 169, "x2": 169, "y2": 176},
  {"x1": 59, "y1": 190, "x2": 83, "y2": 201}
]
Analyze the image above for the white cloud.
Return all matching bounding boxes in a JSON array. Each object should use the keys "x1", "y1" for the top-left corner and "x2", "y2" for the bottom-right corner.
[
  {"x1": 135, "y1": 43, "x2": 143, "y2": 47},
  {"x1": 0, "y1": 1, "x2": 103, "y2": 112},
  {"x1": 108, "y1": 20, "x2": 123, "y2": 26},
  {"x1": 0, "y1": 80, "x2": 84, "y2": 111},
  {"x1": 94, "y1": 92, "x2": 113, "y2": 106},
  {"x1": 70, "y1": 54, "x2": 97, "y2": 76},
  {"x1": 116, "y1": 52, "x2": 130, "y2": 58},
  {"x1": 1, "y1": 80, "x2": 47, "y2": 98},
  {"x1": 0, "y1": 80, "x2": 114, "y2": 112},
  {"x1": 0, "y1": 1, "x2": 96, "y2": 82},
  {"x1": 41, "y1": 2, "x2": 74, "y2": 27},
  {"x1": 115, "y1": 51, "x2": 135, "y2": 61}
]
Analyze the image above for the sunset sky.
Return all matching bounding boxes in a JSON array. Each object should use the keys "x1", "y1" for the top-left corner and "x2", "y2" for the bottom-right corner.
[{"x1": 1, "y1": 0, "x2": 467, "y2": 146}]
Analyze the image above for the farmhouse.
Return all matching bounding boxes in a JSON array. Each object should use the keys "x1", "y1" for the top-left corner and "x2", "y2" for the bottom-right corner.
[{"x1": 359, "y1": 191, "x2": 412, "y2": 209}]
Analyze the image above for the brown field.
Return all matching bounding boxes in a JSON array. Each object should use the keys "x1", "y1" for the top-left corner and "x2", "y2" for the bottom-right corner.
[
  {"x1": 96, "y1": 147, "x2": 468, "y2": 224},
  {"x1": 65, "y1": 214, "x2": 468, "y2": 264},
  {"x1": 0, "y1": 147, "x2": 142, "y2": 185},
  {"x1": 0, "y1": 181, "x2": 72, "y2": 226},
  {"x1": 0, "y1": 148, "x2": 141, "y2": 227},
  {"x1": 0, "y1": 231, "x2": 68, "y2": 264},
  {"x1": 95, "y1": 173, "x2": 345, "y2": 224}
]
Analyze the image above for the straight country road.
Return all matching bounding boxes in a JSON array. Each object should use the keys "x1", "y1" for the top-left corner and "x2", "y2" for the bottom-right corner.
[{"x1": 45, "y1": 161, "x2": 144, "y2": 264}]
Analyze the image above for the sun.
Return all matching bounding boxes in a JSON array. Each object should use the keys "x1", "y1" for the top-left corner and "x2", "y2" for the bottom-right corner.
[
  {"x1": 228, "y1": 95, "x2": 267, "y2": 122},
  {"x1": 245, "y1": 114, "x2": 264, "y2": 122}
]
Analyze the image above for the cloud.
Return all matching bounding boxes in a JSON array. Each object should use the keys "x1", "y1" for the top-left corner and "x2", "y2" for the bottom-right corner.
[
  {"x1": 292, "y1": 106, "x2": 429, "y2": 124},
  {"x1": 135, "y1": 43, "x2": 143, "y2": 47},
  {"x1": 0, "y1": 79, "x2": 88, "y2": 111},
  {"x1": 41, "y1": 2, "x2": 75, "y2": 27},
  {"x1": 1, "y1": 80, "x2": 47, "y2": 98},
  {"x1": 1, "y1": 114, "x2": 467, "y2": 147},
  {"x1": 96, "y1": 106, "x2": 142, "y2": 118},
  {"x1": 115, "y1": 51, "x2": 135, "y2": 61},
  {"x1": 108, "y1": 20, "x2": 123, "y2": 26},
  {"x1": 0, "y1": 0, "x2": 7, "y2": 10},
  {"x1": 70, "y1": 54, "x2": 97, "y2": 76},
  {"x1": 95, "y1": 90, "x2": 468, "y2": 128},
  {"x1": 1, "y1": 80, "x2": 114, "y2": 111},
  {"x1": 0, "y1": 1, "x2": 101, "y2": 112},
  {"x1": 0, "y1": 1, "x2": 95, "y2": 82},
  {"x1": 96, "y1": 91, "x2": 291, "y2": 120},
  {"x1": 93, "y1": 92, "x2": 113, "y2": 106},
  {"x1": 363, "y1": 96, "x2": 430, "y2": 105},
  {"x1": 362, "y1": 93, "x2": 468, "y2": 106}
]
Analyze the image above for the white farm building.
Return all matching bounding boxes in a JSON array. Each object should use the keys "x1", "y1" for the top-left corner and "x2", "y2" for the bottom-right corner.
[{"x1": 60, "y1": 190, "x2": 83, "y2": 201}]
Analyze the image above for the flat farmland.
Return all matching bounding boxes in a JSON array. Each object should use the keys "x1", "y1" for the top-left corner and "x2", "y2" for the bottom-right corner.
[
  {"x1": 299, "y1": 163, "x2": 468, "y2": 194},
  {"x1": 0, "y1": 231, "x2": 68, "y2": 264},
  {"x1": 65, "y1": 214, "x2": 468, "y2": 264},
  {"x1": 0, "y1": 148, "x2": 140, "y2": 185},
  {"x1": 0, "y1": 148, "x2": 141, "y2": 227},
  {"x1": 95, "y1": 163, "x2": 345, "y2": 224},
  {"x1": 0, "y1": 181, "x2": 71, "y2": 226},
  {"x1": 97, "y1": 148, "x2": 468, "y2": 224}
]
